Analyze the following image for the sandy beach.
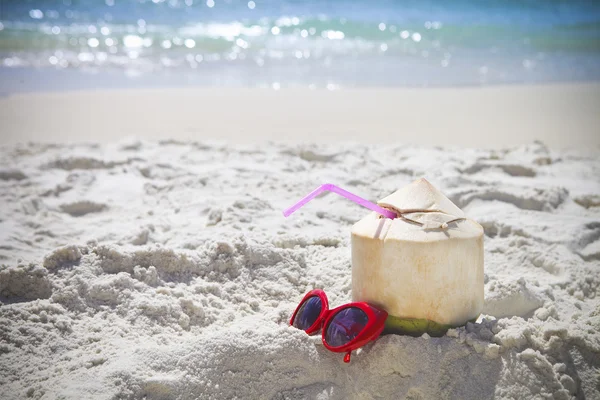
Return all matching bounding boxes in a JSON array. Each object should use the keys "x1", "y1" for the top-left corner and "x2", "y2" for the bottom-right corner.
[
  {"x1": 1, "y1": 91, "x2": 599, "y2": 400},
  {"x1": 1, "y1": 83, "x2": 599, "y2": 150}
]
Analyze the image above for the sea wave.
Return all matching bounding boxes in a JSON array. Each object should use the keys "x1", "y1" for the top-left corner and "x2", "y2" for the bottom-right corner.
[
  {"x1": 1, "y1": 0, "x2": 599, "y2": 87},
  {"x1": 1, "y1": 17, "x2": 598, "y2": 67}
]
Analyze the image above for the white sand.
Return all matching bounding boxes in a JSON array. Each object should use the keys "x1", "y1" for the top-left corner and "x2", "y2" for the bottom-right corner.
[
  {"x1": 1, "y1": 84, "x2": 600, "y2": 150},
  {"x1": 0, "y1": 137, "x2": 599, "y2": 399}
]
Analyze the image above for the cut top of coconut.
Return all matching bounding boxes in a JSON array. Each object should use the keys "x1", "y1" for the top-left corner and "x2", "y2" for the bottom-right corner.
[
  {"x1": 377, "y1": 178, "x2": 464, "y2": 218},
  {"x1": 400, "y1": 211, "x2": 466, "y2": 230},
  {"x1": 352, "y1": 211, "x2": 483, "y2": 242}
]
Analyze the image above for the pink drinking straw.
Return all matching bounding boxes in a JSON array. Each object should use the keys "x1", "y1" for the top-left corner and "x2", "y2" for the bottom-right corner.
[{"x1": 283, "y1": 183, "x2": 397, "y2": 219}]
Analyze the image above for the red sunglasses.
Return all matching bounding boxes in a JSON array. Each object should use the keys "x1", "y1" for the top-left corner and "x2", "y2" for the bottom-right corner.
[{"x1": 289, "y1": 289, "x2": 388, "y2": 363}]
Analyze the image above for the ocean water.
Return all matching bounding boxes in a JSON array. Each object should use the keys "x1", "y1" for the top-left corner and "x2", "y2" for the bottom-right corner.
[{"x1": 0, "y1": 0, "x2": 599, "y2": 91}]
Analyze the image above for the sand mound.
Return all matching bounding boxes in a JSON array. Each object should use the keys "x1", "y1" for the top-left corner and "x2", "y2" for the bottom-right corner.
[{"x1": 0, "y1": 141, "x2": 599, "y2": 399}]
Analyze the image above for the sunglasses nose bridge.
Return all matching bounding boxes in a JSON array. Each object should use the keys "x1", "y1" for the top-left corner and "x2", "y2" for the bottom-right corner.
[{"x1": 312, "y1": 309, "x2": 330, "y2": 332}]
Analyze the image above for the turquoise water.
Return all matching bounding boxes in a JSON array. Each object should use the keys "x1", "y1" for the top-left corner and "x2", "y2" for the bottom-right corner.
[{"x1": 1, "y1": 0, "x2": 599, "y2": 90}]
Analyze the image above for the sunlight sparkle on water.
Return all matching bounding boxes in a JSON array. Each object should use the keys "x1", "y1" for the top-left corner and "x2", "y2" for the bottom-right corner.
[
  {"x1": 123, "y1": 35, "x2": 144, "y2": 48},
  {"x1": 236, "y1": 38, "x2": 249, "y2": 49},
  {"x1": 29, "y1": 10, "x2": 44, "y2": 19},
  {"x1": 78, "y1": 52, "x2": 94, "y2": 62},
  {"x1": 323, "y1": 30, "x2": 344, "y2": 40}
]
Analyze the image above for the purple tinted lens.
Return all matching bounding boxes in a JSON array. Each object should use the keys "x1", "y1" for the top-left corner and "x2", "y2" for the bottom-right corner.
[
  {"x1": 293, "y1": 296, "x2": 322, "y2": 331},
  {"x1": 325, "y1": 307, "x2": 369, "y2": 348}
]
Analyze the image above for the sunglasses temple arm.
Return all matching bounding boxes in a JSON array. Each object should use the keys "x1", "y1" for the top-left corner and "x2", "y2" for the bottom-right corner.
[
  {"x1": 282, "y1": 183, "x2": 397, "y2": 219},
  {"x1": 344, "y1": 351, "x2": 352, "y2": 363}
]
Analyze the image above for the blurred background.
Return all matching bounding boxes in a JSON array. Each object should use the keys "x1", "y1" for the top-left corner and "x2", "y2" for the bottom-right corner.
[
  {"x1": 0, "y1": 0, "x2": 599, "y2": 149},
  {"x1": 1, "y1": 0, "x2": 599, "y2": 92}
]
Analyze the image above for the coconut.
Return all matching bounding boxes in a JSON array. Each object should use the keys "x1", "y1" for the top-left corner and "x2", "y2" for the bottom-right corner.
[{"x1": 351, "y1": 178, "x2": 484, "y2": 334}]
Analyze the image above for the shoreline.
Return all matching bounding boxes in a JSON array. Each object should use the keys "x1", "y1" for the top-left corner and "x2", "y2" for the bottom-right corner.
[{"x1": 1, "y1": 82, "x2": 599, "y2": 151}]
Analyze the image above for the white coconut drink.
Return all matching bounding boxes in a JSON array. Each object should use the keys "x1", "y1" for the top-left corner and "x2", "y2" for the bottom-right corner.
[
  {"x1": 283, "y1": 179, "x2": 484, "y2": 336},
  {"x1": 351, "y1": 178, "x2": 484, "y2": 335}
]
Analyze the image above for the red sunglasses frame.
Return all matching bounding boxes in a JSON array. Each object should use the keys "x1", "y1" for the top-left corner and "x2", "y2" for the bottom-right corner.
[{"x1": 289, "y1": 289, "x2": 388, "y2": 363}]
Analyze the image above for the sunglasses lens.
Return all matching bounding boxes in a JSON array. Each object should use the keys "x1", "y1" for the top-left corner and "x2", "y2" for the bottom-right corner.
[
  {"x1": 324, "y1": 307, "x2": 369, "y2": 348},
  {"x1": 292, "y1": 296, "x2": 323, "y2": 331}
]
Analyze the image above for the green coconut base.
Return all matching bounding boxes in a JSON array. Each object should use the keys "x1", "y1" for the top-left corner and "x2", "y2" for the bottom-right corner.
[{"x1": 383, "y1": 315, "x2": 478, "y2": 337}]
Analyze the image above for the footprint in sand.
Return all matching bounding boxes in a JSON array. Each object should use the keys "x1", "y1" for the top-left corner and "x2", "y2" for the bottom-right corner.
[{"x1": 60, "y1": 201, "x2": 107, "y2": 217}]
